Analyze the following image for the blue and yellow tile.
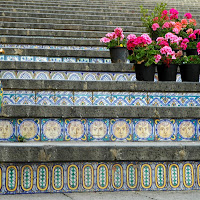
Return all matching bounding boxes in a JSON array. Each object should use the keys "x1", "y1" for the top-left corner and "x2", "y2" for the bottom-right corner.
[
  {"x1": 155, "y1": 119, "x2": 177, "y2": 141},
  {"x1": 110, "y1": 119, "x2": 132, "y2": 141},
  {"x1": 65, "y1": 119, "x2": 87, "y2": 141},
  {"x1": 88, "y1": 119, "x2": 109, "y2": 141},
  {"x1": 3, "y1": 90, "x2": 16, "y2": 105},
  {"x1": 111, "y1": 92, "x2": 130, "y2": 106},
  {"x1": 133, "y1": 119, "x2": 154, "y2": 141},
  {"x1": 129, "y1": 92, "x2": 147, "y2": 106},
  {"x1": 177, "y1": 119, "x2": 197, "y2": 141},
  {"x1": 54, "y1": 91, "x2": 73, "y2": 106},
  {"x1": 17, "y1": 71, "x2": 34, "y2": 79},
  {"x1": 17, "y1": 119, "x2": 40, "y2": 141},
  {"x1": 51, "y1": 71, "x2": 66, "y2": 80},
  {"x1": 41, "y1": 119, "x2": 64, "y2": 141},
  {"x1": 15, "y1": 90, "x2": 35, "y2": 105},
  {"x1": 74, "y1": 92, "x2": 93, "y2": 106},
  {"x1": 93, "y1": 92, "x2": 112, "y2": 106},
  {"x1": 36, "y1": 91, "x2": 55, "y2": 105},
  {"x1": 0, "y1": 119, "x2": 16, "y2": 141},
  {"x1": 147, "y1": 93, "x2": 166, "y2": 106}
]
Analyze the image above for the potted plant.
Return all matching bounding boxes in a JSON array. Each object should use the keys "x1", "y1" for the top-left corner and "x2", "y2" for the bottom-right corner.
[
  {"x1": 180, "y1": 55, "x2": 200, "y2": 82},
  {"x1": 100, "y1": 27, "x2": 128, "y2": 63},
  {"x1": 127, "y1": 34, "x2": 159, "y2": 81}
]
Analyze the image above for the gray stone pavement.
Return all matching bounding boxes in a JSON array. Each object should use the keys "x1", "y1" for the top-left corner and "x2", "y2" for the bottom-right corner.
[{"x1": 2, "y1": 191, "x2": 200, "y2": 200}]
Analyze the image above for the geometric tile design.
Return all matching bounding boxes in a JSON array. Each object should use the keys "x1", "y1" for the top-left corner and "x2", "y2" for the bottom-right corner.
[
  {"x1": 0, "y1": 118, "x2": 199, "y2": 142},
  {"x1": 1, "y1": 161, "x2": 200, "y2": 194},
  {"x1": 3, "y1": 90, "x2": 200, "y2": 107}
]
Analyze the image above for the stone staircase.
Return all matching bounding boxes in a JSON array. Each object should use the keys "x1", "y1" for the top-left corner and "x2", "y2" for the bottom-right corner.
[{"x1": 0, "y1": 0, "x2": 200, "y2": 195}]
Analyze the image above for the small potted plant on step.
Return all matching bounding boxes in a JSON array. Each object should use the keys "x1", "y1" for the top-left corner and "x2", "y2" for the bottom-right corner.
[{"x1": 100, "y1": 27, "x2": 127, "y2": 63}]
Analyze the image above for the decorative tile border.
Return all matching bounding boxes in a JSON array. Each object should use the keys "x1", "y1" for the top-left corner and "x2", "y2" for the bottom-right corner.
[
  {"x1": 0, "y1": 161, "x2": 199, "y2": 194},
  {"x1": 0, "y1": 118, "x2": 199, "y2": 142},
  {"x1": 3, "y1": 90, "x2": 200, "y2": 107}
]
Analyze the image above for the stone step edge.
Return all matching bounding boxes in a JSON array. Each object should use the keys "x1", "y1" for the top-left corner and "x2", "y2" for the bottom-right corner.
[
  {"x1": 1, "y1": 105, "x2": 200, "y2": 118},
  {"x1": 0, "y1": 141, "x2": 198, "y2": 162},
  {"x1": 1, "y1": 79, "x2": 200, "y2": 92},
  {"x1": 0, "y1": 61, "x2": 133, "y2": 72}
]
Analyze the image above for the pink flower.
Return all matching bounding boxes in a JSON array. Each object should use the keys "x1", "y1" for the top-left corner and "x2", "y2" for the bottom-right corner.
[
  {"x1": 160, "y1": 46, "x2": 173, "y2": 55},
  {"x1": 106, "y1": 32, "x2": 116, "y2": 40},
  {"x1": 197, "y1": 49, "x2": 200, "y2": 55},
  {"x1": 170, "y1": 14, "x2": 178, "y2": 20},
  {"x1": 165, "y1": 32, "x2": 177, "y2": 41},
  {"x1": 180, "y1": 42, "x2": 187, "y2": 50},
  {"x1": 156, "y1": 37, "x2": 165, "y2": 42},
  {"x1": 152, "y1": 23, "x2": 160, "y2": 31},
  {"x1": 120, "y1": 33, "x2": 125, "y2": 40},
  {"x1": 162, "y1": 10, "x2": 168, "y2": 15},
  {"x1": 197, "y1": 42, "x2": 200, "y2": 49},
  {"x1": 194, "y1": 29, "x2": 200, "y2": 35},
  {"x1": 173, "y1": 28, "x2": 180, "y2": 34},
  {"x1": 153, "y1": 17, "x2": 159, "y2": 22},
  {"x1": 184, "y1": 13, "x2": 192, "y2": 19},
  {"x1": 127, "y1": 34, "x2": 137, "y2": 40},
  {"x1": 182, "y1": 38, "x2": 189, "y2": 43},
  {"x1": 141, "y1": 34, "x2": 152, "y2": 44},
  {"x1": 189, "y1": 33, "x2": 196, "y2": 40},
  {"x1": 186, "y1": 28, "x2": 193, "y2": 34},
  {"x1": 169, "y1": 8, "x2": 179, "y2": 15},
  {"x1": 154, "y1": 54, "x2": 161, "y2": 63},
  {"x1": 100, "y1": 37, "x2": 110, "y2": 43},
  {"x1": 158, "y1": 41, "x2": 169, "y2": 47},
  {"x1": 162, "y1": 22, "x2": 170, "y2": 29},
  {"x1": 114, "y1": 27, "x2": 123, "y2": 37}
]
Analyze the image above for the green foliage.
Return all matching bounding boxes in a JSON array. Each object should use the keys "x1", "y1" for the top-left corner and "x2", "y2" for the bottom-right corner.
[
  {"x1": 107, "y1": 38, "x2": 127, "y2": 49},
  {"x1": 140, "y1": 3, "x2": 167, "y2": 37},
  {"x1": 187, "y1": 41, "x2": 198, "y2": 49},
  {"x1": 181, "y1": 55, "x2": 200, "y2": 64},
  {"x1": 171, "y1": 57, "x2": 182, "y2": 65},
  {"x1": 128, "y1": 44, "x2": 159, "y2": 67},
  {"x1": 178, "y1": 30, "x2": 188, "y2": 39}
]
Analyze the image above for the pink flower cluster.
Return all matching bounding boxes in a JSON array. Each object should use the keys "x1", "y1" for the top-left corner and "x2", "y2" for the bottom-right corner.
[
  {"x1": 152, "y1": 23, "x2": 160, "y2": 31},
  {"x1": 100, "y1": 27, "x2": 124, "y2": 44},
  {"x1": 180, "y1": 38, "x2": 189, "y2": 50},
  {"x1": 154, "y1": 54, "x2": 161, "y2": 63},
  {"x1": 160, "y1": 46, "x2": 176, "y2": 59},
  {"x1": 169, "y1": 8, "x2": 179, "y2": 20},
  {"x1": 197, "y1": 42, "x2": 200, "y2": 55},
  {"x1": 184, "y1": 13, "x2": 192, "y2": 19},
  {"x1": 127, "y1": 34, "x2": 152, "y2": 50}
]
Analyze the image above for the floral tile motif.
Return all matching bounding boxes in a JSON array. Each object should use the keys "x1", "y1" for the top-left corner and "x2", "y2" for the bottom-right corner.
[
  {"x1": 21, "y1": 56, "x2": 34, "y2": 62},
  {"x1": 34, "y1": 71, "x2": 51, "y2": 80},
  {"x1": 67, "y1": 72, "x2": 82, "y2": 81},
  {"x1": 155, "y1": 119, "x2": 177, "y2": 141},
  {"x1": 3, "y1": 90, "x2": 16, "y2": 105},
  {"x1": 113, "y1": 74, "x2": 128, "y2": 81},
  {"x1": 51, "y1": 72, "x2": 66, "y2": 80},
  {"x1": 41, "y1": 119, "x2": 64, "y2": 141},
  {"x1": 110, "y1": 119, "x2": 132, "y2": 141},
  {"x1": 15, "y1": 90, "x2": 35, "y2": 105},
  {"x1": 17, "y1": 119, "x2": 40, "y2": 141},
  {"x1": 74, "y1": 92, "x2": 93, "y2": 106},
  {"x1": 36, "y1": 91, "x2": 55, "y2": 105},
  {"x1": 35, "y1": 57, "x2": 48, "y2": 62},
  {"x1": 54, "y1": 91, "x2": 73, "y2": 106},
  {"x1": 88, "y1": 119, "x2": 109, "y2": 141},
  {"x1": 5, "y1": 55, "x2": 19, "y2": 61},
  {"x1": 65, "y1": 119, "x2": 87, "y2": 141},
  {"x1": 111, "y1": 92, "x2": 130, "y2": 106},
  {"x1": 129, "y1": 92, "x2": 147, "y2": 106},
  {"x1": 77, "y1": 58, "x2": 90, "y2": 63},
  {"x1": 63, "y1": 57, "x2": 76, "y2": 63},
  {"x1": 0, "y1": 119, "x2": 16, "y2": 141},
  {"x1": 99, "y1": 73, "x2": 113, "y2": 81},
  {"x1": 93, "y1": 92, "x2": 112, "y2": 106},
  {"x1": 17, "y1": 71, "x2": 34, "y2": 79},
  {"x1": 177, "y1": 119, "x2": 197, "y2": 141},
  {"x1": 147, "y1": 93, "x2": 166, "y2": 106},
  {"x1": 1, "y1": 71, "x2": 17, "y2": 79},
  {"x1": 133, "y1": 119, "x2": 154, "y2": 141},
  {"x1": 83, "y1": 73, "x2": 98, "y2": 81},
  {"x1": 48, "y1": 57, "x2": 62, "y2": 62}
]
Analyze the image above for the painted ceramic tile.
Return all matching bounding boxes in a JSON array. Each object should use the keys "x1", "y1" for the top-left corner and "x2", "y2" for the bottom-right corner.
[
  {"x1": 63, "y1": 57, "x2": 76, "y2": 63},
  {"x1": 48, "y1": 57, "x2": 62, "y2": 62},
  {"x1": 35, "y1": 164, "x2": 51, "y2": 192},
  {"x1": 133, "y1": 119, "x2": 154, "y2": 141},
  {"x1": 3, "y1": 90, "x2": 16, "y2": 105},
  {"x1": 110, "y1": 163, "x2": 126, "y2": 191},
  {"x1": 113, "y1": 74, "x2": 128, "y2": 81},
  {"x1": 1, "y1": 71, "x2": 16, "y2": 79},
  {"x1": 0, "y1": 119, "x2": 16, "y2": 141},
  {"x1": 99, "y1": 73, "x2": 113, "y2": 81},
  {"x1": 4, "y1": 164, "x2": 20, "y2": 194},
  {"x1": 96, "y1": 162, "x2": 111, "y2": 191},
  {"x1": 15, "y1": 91, "x2": 35, "y2": 105},
  {"x1": 67, "y1": 72, "x2": 82, "y2": 81},
  {"x1": 77, "y1": 58, "x2": 89, "y2": 63},
  {"x1": 104, "y1": 59, "x2": 111, "y2": 63},
  {"x1": 177, "y1": 74, "x2": 182, "y2": 82},
  {"x1": 17, "y1": 119, "x2": 40, "y2": 141},
  {"x1": 177, "y1": 119, "x2": 197, "y2": 141},
  {"x1": 36, "y1": 91, "x2": 55, "y2": 105},
  {"x1": 110, "y1": 119, "x2": 132, "y2": 141},
  {"x1": 140, "y1": 162, "x2": 154, "y2": 190},
  {"x1": 65, "y1": 119, "x2": 87, "y2": 141},
  {"x1": 88, "y1": 119, "x2": 109, "y2": 141},
  {"x1": 130, "y1": 74, "x2": 137, "y2": 81},
  {"x1": 179, "y1": 93, "x2": 200, "y2": 107},
  {"x1": 17, "y1": 71, "x2": 34, "y2": 79},
  {"x1": 41, "y1": 119, "x2": 64, "y2": 141},
  {"x1": 51, "y1": 71, "x2": 66, "y2": 80},
  {"x1": 181, "y1": 162, "x2": 196, "y2": 190},
  {"x1": 21, "y1": 56, "x2": 34, "y2": 62},
  {"x1": 35, "y1": 57, "x2": 48, "y2": 62},
  {"x1": 34, "y1": 71, "x2": 50, "y2": 80},
  {"x1": 155, "y1": 119, "x2": 176, "y2": 141},
  {"x1": 154, "y1": 74, "x2": 158, "y2": 82},
  {"x1": 93, "y1": 92, "x2": 112, "y2": 106},
  {"x1": 83, "y1": 73, "x2": 98, "y2": 81},
  {"x1": 111, "y1": 92, "x2": 130, "y2": 106},
  {"x1": 195, "y1": 162, "x2": 200, "y2": 190},
  {"x1": 124, "y1": 162, "x2": 139, "y2": 191},
  {"x1": 0, "y1": 55, "x2": 5, "y2": 61},
  {"x1": 165, "y1": 93, "x2": 182, "y2": 107},
  {"x1": 129, "y1": 92, "x2": 147, "y2": 106},
  {"x1": 5, "y1": 55, "x2": 19, "y2": 61},
  {"x1": 80, "y1": 163, "x2": 96, "y2": 192},
  {"x1": 168, "y1": 162, "x2": 183, "y2": 190},
  {"x1": 147, "y1": 93, "x2": 166, "y2": 106},
  {"x1": 74, "y1": 92, "x2": 92, "y2": 106},
  {"x1": 54, "y1": 91, "x2": 73, "y2": 106}
]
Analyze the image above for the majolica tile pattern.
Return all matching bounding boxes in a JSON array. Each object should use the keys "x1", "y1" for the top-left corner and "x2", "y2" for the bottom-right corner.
[
  {"x1": 0, "y1": 118, "x2": 199, "y2": 142},
  {"x1": 0, "y1": 161, "x2": 200, "y2": 194},
  {"x1": 3, "y1": 90, "x2": 200, "y2": 107}
]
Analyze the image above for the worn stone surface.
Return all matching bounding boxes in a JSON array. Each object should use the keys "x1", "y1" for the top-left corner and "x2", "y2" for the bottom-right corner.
[{"x1": 0, "y1": 142, "x2": 198, "y2": 162}]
